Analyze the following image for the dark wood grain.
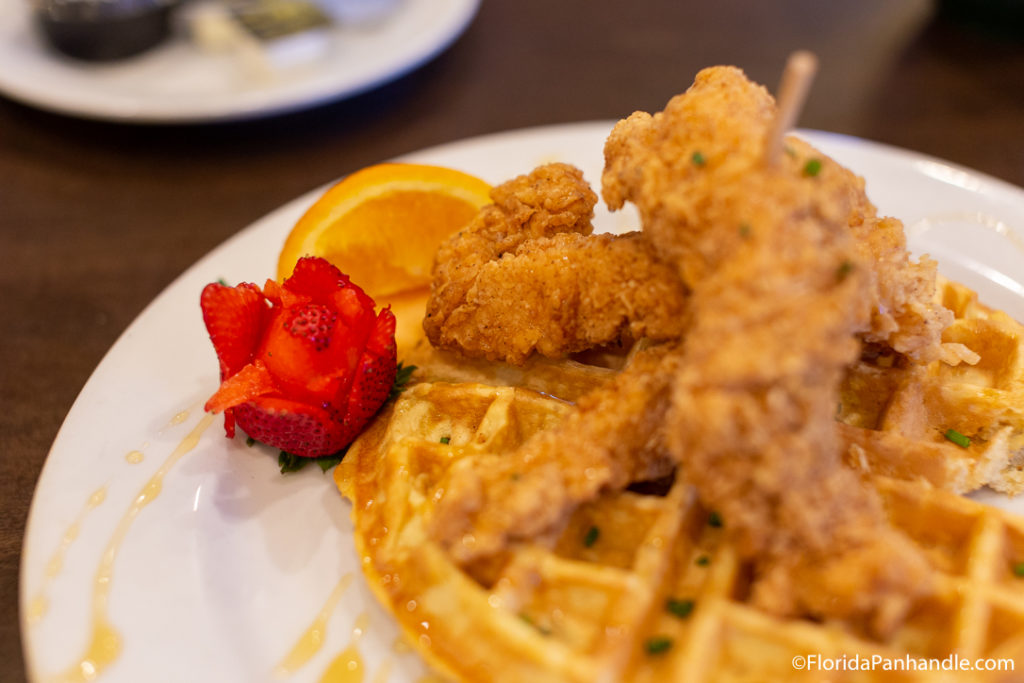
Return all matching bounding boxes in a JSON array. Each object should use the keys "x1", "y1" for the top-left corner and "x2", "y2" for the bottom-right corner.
[{"x1": 2, "y1": 1, "x2": 1022, "y2": 679}]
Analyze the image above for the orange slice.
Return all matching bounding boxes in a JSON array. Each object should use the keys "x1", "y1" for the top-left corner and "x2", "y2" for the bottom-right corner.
[
  {"x1": 277, "y1": 162, "x2": 493, "y2": 354},
  {"x1": 277, "y1": 163, "x2": 492, "y2": 297}
]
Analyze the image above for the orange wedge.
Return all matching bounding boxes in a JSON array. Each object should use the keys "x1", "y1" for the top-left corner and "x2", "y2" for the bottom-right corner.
[
  {"x1": 277, "y1": 163, "x2": 492, "y2": 296},
  {"x1": 277, "y1": 163, "x2": 493, "y2": 354}
]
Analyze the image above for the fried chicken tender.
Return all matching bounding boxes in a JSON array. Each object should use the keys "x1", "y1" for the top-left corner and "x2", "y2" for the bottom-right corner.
[
  {"x1": 603, "y1": 80, "x2": 952, "y2": 364},
  {"x1": 605, "y1": 66, "x2": 933, "y2": 632},
  {"x1": 431, "y1": 345, "x2": 677, "y2": 564},
  {"x1": 431, "y1": 66, "x2": 937, "y2": 635},
  {"x1": 424, "y1": 163, "x2": 688, "y2": 365}
]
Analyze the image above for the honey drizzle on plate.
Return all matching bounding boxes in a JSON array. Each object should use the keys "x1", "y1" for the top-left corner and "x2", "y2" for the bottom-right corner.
[
  {"x1": 318, "y1": 612, "x2": 369, "y2": 683},
  {"x1": 46, "y1": 412, "x2": 214, "y2": 683},
  {"x1": 275, "y1": 573, "x2": 355, "y2": 676},
  {"x1": 27, "y1": 487, "x2": 108, "y2": 625}
]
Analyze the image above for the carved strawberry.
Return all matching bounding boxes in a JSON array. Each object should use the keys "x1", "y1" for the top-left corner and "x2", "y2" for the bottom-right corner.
[{"x1": 201, "y1": 256, "x2": 397, "y2": 457}]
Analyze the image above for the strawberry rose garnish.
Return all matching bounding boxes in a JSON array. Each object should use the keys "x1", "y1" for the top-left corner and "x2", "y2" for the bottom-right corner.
[{"x1": 201, "y1": 256, "x2": 398, "y2": 458}]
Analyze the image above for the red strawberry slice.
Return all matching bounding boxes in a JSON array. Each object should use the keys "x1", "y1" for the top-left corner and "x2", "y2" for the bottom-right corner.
[
  {"x1": 343, "y1": 309, "x2": 398, "y2": 430},
  {"x1": 233, "y1": 397, "x2": 346, "y2": 458},
  {"x1": 200, "y1": 282, "x2": 268, "y2": 379}
]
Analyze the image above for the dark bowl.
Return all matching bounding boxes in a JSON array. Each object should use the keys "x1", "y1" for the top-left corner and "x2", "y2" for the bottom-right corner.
[{"x1": 35, "y1": 0, "x2": 178, "y2": 60}]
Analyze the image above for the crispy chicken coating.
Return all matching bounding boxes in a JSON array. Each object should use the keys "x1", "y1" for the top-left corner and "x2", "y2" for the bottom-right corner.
[
  {"x1": 607, "y1": 66, "x2": 934, "y2": 632},
  {"x1": 603, "y1": 87, "x2": 951, "y2": 364},
  {"x1": 431, "y1": 345, "x2": 678, "y2": 563},
  {"x1": 424, "y1": 163, "x2": 688, "y2": 365},
  {"x1": 431, "y1": 66, "x2": 938, "y2": 635}
]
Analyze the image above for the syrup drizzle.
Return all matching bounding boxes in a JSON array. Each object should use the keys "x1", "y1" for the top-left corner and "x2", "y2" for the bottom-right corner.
[
  {"x1": 27, "y1": 487, "x2": 108, "y2": 625},
  {"x1": 275, "y1": 573, "x2": 355, "y2": 677},
  {"x1": 46, "y1": 412, "x2": 214, "y2": 683},
  {"x1": 318, "y1": 612, "x2": 369, "y2": 683}
]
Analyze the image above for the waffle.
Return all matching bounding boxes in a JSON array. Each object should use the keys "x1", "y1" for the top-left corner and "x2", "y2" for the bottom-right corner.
[
  {"x1": 338, "y1": 374, "x2": 1024, "y2": 682},
  {"x1": 839, "y1": 277, "x2": 1024, "y2": 495}
]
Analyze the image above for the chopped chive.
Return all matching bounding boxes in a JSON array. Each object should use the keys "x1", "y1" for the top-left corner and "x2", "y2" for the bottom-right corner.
[
  {"x1": 707, "y1": 511, "x2": 723, "y2": 528},
  {"x1": 944, "y1": 429, "x2": 971, "y2": 449},
  {"x1": 738, "y1": 223, "x2": 752, "y2": 239},
  {"x1": 583, "y1": 525, "x2": 600, "y2": 548},
  {"x1": 665, "y1": 598, "x2": 695, "y2": 619},
  {"x1": 1013, "y1": 562, "x2": 1024, "y2": 577},
  {"x1": 440, "y1": 436, "x2": 451, "y2": 445},
  {"x1": 691, "y1": 151, "x2": 706, "y2": 166},
  {"x1": 836, "y1": 260, "x2": 854, "y2": 282},
  {"x1": 246, "y1": 436, "x2": 256, "y2": 447},
  {"x1": 519, "y1": 613, "x2": 551, "y2": 635},
  {"x1": 645, "y1": 636, "x2": 673, "y2": 655},
  {"x1": 696, "y1": 555, "x2": 711, "y2": 566},
  {"x1": 803, "y1": 158, "x2": 822, "y2": 177}
]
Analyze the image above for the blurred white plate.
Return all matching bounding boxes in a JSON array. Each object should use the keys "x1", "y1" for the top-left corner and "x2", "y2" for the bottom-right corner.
[
  {"x1": 0, "y1": 0, "x2": 478, "y2": 122},
  {"x1": 20, "y1": 123, "x2": 1024, "y2": 682}
]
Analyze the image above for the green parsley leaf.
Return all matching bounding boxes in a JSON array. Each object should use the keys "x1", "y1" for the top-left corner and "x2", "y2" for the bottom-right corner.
[
  {"x1": 836, "y1": 260, "x2": 855, "y2": 282},
  {"x1": 738, "y1": 223, "x2": 752, "y2": 239},
  {"x1": 696, "y1": 555, "x2": 711, "y2": 566},
  {"x1": 583, "y1": 525, "x2": 600, "y2": 548},
  {"x1": 278, "y1": 451, "x2": 307, "y2": 473},
  {"x1": 665, "y1": 598, "x2": 695, "y2": 619},
  {"x1": 645, "y1": 636, "x2": 673, "y2": 655},
  {"x1": 519, "y1": 613, "x2": 551, "y2": 635},
  {"x1": 1013, "y1": 562, "x2": 1024, "y2": 577},
  {"x1": 217, "y1": 278, "x2": 229, "y2": 286},
  {"x1": 691, "y1": 151, "x2": 706, "y2": 166},
  {"x1": 388, "y1": 362, "x2": 417, "y2": 402},
  {"x1": 944, "y1": 429, "x2": 971, "y2": 449},
  {"x1": 316, "y1": 454, "x2": 345, "y2": 472},
  {"x1": 440, "y1": 436, "x2": 451, "y2": 445},
  {"x1": 246, "y1": 436, "x2": 256, "y2": 447},
  {"x1": 707, "y1": 511, "x2": 723, "y2": 528},
  {"x1": 278, "y1": 449, "x2": 347, "y2": 474},
  {"x1": 803, "y1": 158, "x2": 823, "y2": 177}
]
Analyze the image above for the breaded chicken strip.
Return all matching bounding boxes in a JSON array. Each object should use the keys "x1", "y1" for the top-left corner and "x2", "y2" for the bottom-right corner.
[
  {"x1": 431, "y1": 66, "x2": 936, "y2": 636},
  {"x1": 424, "y1": 163, "x2": 688, "y2": 365},
  {"x1": 604, "y1": 91, "x2": 951, "y2": 363},
  {"x1": 605, "y1": 66, "x2": 933, "y2": 633},
  {"x1": 431, "y1": 345, "x2": 678, "y2": 563}
]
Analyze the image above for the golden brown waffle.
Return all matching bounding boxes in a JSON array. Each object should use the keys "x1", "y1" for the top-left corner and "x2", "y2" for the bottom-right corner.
[
  {"x1": 338, "y1": 377, "x2": 1024, "y2": 682},
  {"x1": 839, "y1": 277, "x2": 1024, "y2": 495}
]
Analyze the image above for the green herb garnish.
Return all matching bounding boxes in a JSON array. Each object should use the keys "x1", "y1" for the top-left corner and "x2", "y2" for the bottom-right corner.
[
  {"x1": 696, "y1": 555, "x2": 710, "y2": 566},
  {"x1": 1013, "y1": 562, "x2": 1024, "y2": 577},
  {"x1": 739, "y1": 223, "x2": 752, "y2": 239},
  {"x1": 836, "y1": 260, "x2": 854, "y2": 282},
  {"x1": 583, "y1": 525, "x2": 600, "y2": 548},
  {"x1": 944, "y1": 429, "x2": 971, "y2": 449},
  {"x1": 691, "y1": 151, "x2": 706, "y2": 166},
  {"x1": 665, "y1": 598, "x2": 695, "y2": 619},
  {"x1": 803, "y1": 158, "x2": 822, "y2": 177},
  {"x1": 645, "y1": 636, "x2": 673, "y2": 655},
  {"x1": 246, "y1": 436, "x2": 256, "y2": 447},
  {"x1": 707, "y1": 511, "x2": 723, "y2": 528},
  {"x1": 519, "y1": 613, "x2": 551, "y2": 635},
  {"x1": 440, "y1": 436, "x2": 451, "y2": 445},
  {"x1": 388, "y1": 362, "x2": 417, "y2": 402},
  {"x1": 278, "y1": 449, "x2": 345, "y2": 474}
]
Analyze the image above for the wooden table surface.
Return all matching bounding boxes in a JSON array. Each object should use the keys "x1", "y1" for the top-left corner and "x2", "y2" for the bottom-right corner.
[{"x1": 2, "y1": 1, "x2": 1022, "y2": 680}]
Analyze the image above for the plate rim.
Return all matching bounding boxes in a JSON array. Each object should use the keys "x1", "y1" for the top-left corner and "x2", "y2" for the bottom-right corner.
[{"x1": 0, "y1": 0, "x2": 480, "y2": 123}]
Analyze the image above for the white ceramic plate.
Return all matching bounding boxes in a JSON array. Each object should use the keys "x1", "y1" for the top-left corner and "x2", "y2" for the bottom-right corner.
[
  {"x1": 20, "y1": 123, "x2": 1024, "y2": 683},
  {"x1": 0, "y1": 0, "x2": 478, "y2": 122}
]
